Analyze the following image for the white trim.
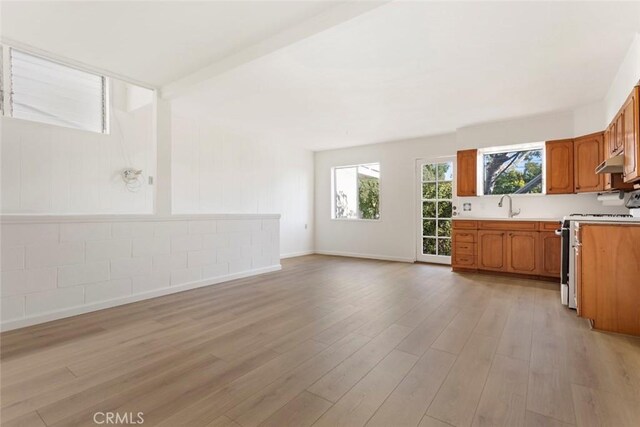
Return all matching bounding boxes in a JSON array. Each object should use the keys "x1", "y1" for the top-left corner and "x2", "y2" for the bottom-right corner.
[
  {"x1": 1, "y1": 38, "x2": 157, "y2": 91},
  {"x1": 1, "y1": 264, "x2": 282, "y2": 332},
  {"x1": 315, "y1": 250, "x2": 414, "y2": 263},
  {"x1": 0, "y1": 213, "x2": 281, "y2": 224},
  {"x1": 415, "y1": 156, "x2": 456, "y2": 264},
  {"x1": 331, "y1": 162, "x2": 381, "y2": 221},
  {"x1": 280, "y1": 250, "x2": 315, "y2": 259},
  {"x1": 478, "y1": 141, "x2": 545, "y2": 155},
  {"x1": 418, "y1": 254, "x2": 452, "y2": 265}
]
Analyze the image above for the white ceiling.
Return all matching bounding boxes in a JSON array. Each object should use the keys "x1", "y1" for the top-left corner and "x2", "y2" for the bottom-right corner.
[
  {"x1": 172, "y1": 1, "x2": 640, "y2": 150},
  {"x1": 3, "y1": 1, "x2": 640, "y2": 151},
  {"x1": 0, "y1": 0, "x2": 343, "y2": 86}
]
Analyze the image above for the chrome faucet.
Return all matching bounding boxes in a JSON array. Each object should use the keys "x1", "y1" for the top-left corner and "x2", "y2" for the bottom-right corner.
[{"x1": 498, "y1": 195, "x2": 521, "y2": 218}]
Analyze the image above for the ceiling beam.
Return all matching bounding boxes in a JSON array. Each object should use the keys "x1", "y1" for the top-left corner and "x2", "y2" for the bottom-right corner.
[{"x1": 160, "y1": 0, "x2": 390, "y2": 99}]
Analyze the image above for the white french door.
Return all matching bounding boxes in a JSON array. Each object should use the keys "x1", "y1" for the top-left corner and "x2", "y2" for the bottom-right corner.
[{"x1": 416, "y1": 157, "x2": 456, "y2": 264}]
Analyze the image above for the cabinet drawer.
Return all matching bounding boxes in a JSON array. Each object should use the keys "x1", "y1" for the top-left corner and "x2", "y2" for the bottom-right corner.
[
  {"x1": 453, "y1": 254, "x2": 476, "y2": 267},
  {"x1": 454, "y1": 242, "x2": 475, "y2": 255},
  {"x1": 478, "y1": 221, "x2": 539, "y2": 231},
  {"x1": 540, "y1": 221, "x2": 561, "y2": 231},
  {"x1": 453, "y1": 230, "x2": 477, "y2": 243},
  {"x1": 452, "y1": 220, "x2": 478, "y2": 230}
]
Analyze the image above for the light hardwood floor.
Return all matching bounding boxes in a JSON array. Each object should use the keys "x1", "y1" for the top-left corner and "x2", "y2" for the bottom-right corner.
[{"x1": 1, "y1": 255, "x2": 640, "y2": 427}]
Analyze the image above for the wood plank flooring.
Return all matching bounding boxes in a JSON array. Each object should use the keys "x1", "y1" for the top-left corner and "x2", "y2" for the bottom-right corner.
[{"x1": 1, "y1": 255, "x2": 640, "y2": 427}]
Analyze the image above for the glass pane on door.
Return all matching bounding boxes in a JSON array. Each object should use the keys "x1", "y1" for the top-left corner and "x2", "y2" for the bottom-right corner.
[{"x1": 421, "y1": 161, "x2": 453, "y2": 257}]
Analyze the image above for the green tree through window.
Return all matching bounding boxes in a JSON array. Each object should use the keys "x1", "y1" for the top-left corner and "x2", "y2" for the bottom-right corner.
[
  {"x1": 358, "y1": 175, "x2": 380, "y2": 219},
  {"x1": 422, "y1": 161, "x2": 452, "y2": 257},
  {"x1": 333, "y1": 163, "x2": 380, "y2": 220},
  {"x1": 483, "y1": 149, "x2": 542, "y2": 195}
]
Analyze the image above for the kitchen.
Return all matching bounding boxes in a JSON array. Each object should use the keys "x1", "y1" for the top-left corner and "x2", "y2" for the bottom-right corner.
[{"x1": 452, "y1": 84, "x2": 640, "y2": 336}]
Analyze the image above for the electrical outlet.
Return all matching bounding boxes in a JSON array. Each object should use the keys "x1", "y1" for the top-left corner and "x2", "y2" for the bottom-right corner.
[{"x1": 148, "y1": 176, "x2": 154, "y2": 185}]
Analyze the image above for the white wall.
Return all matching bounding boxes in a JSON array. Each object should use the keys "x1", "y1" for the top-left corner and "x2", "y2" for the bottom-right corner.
[
  {"x1": 171, "y1": 112, "x2": 314, "y2": 257},
  {"x1": 0, "y1": 214, "x2": 280, "y2": 330},
  {"x1": 573, "y1": 101, "x2": 606, "y2": 136},
  {"x1": 604, "y1": 33, "x2": 640, "y2": 123},
  {"x1": 1, "y1": 80, "x2": 155, "y2": 214},
  {"x1": 315, "y1": 111, "x2": 628, "y2": 262}
]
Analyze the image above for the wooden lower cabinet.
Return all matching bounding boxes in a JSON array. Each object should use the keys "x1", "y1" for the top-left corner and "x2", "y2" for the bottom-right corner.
[
  {"x1": 477, "y1": 230, "x2": 506, "y2": 271},
  {"x1": 453, "y1": 220, "x2": 560, "y2": 282},
  {"x1": 577, "y1": 224, "x2": 640, "y2": 336},
  {"x1": 506, "y1": 231, "x2": 539, "y2": 274},
  {"x1": 539, "y1": 231, "x2": 561, "y2": 278},
  {"x1": 452, "y1": 230, "x2": 477, "y2": 269}
]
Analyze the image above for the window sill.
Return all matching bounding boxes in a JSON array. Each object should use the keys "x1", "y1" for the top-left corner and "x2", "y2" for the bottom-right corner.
[{"x1": 476, "y1": 193, "x2": 547, "y2": 197}]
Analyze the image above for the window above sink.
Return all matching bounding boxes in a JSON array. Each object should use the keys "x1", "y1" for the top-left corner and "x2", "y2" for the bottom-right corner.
[{"x1": 478, "y1": 142, "x2": 545, "y2": 196}]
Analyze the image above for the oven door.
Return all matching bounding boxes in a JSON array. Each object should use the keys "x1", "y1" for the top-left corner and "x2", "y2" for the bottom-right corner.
[{"x1": 557, "y1": 223, "x2": 570, "y2": 306}]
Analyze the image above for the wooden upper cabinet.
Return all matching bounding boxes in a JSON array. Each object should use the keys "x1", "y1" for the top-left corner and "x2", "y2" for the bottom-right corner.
[
  {"x1": 622, "y1": 86, "x2": 639, "y2": 183},
  {"x1": 456, "y1": 149, "x2": 477, "y2": 197},
  {"x1": 506, "y1": 231, "x2": 539, "y2": 275},
  {"x1": 573, "y1": 132, "x2": 604, "y2": 193},
  {"x1": 606, "y1": 123, "x2": 615, "y2": 157},
  {"x1": 477, "y1": 230, "x2": 506, "y2": 272},
  {"x1": 545, "y1": 139, "x2": 574, "y2": 194},
  {"x1": 615, "y1": 114, "x2": 624, "y2": 155},
  {"x1": 603, "y1": 128, "x2": 634, "y2": 190}
]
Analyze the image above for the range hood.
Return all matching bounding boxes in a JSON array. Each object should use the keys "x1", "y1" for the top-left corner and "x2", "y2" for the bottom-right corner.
[{"x1": 595, "y1": 155, "x2": 624, "y2": 174}]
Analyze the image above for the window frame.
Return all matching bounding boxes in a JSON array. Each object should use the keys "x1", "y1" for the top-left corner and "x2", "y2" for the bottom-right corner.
[
  {"x1": 1, "y1": 45, "x2": 110, "y2": 134},
  {"x1": 477, "y1": 142, "x2": 546, "y2": 196},
  {"x1": 331, "y1": 162, "x2": 381, "y2": 221}
]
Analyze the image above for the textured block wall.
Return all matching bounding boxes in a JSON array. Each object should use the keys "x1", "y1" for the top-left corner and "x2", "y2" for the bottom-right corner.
[{"x1": 0, "y1": 215, "x2": 280, "y2": 330}]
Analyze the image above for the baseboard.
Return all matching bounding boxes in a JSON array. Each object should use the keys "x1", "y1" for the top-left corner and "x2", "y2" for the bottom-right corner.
[
  {"x1": 1, "y1": 264, "x2": 282, "y2": 332},
  {"x1": 314, "y1": 250, "x2": 415, "y2": 263},
  {"x1": 280, "y1": 250, "x2": 315, "y2": 259}
]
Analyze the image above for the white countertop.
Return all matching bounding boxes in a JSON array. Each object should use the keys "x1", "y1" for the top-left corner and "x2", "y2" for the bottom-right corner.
[{"x1": 453, "y1": 217, "x2": 561, "y2": 222}]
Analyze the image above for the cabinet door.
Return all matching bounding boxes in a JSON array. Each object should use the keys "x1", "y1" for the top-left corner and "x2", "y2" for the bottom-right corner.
[
  {"x1": 579, "y1": 224, "x2": 640, "y2": 335},
  {"x1": 615, "y1": 114, "x2": 624, "y2": 154},
  {"x1": 545, "y1": 139, "x2": 574, "y2": 194},
  {"x1": 574, "y1": 133, "x2": 604, "y2": 193},
  {"x1": 623, "y1": 86, "x2": 639, "y2": 183},
  {"x1": 606, "y1": 123, "x2": 616, "y2": 157},
  {"x1": 506, "y1": 231, "x2": 539, "y2": 275},
  {"x1": 604, "y1": 127, "x2": 613, "y2": 190},
  {"x1": 539, "y1": 231, "x2": 561, "y2": 278},
  {"x1": 477, "y1": 230, "x2": 506, "y2": 271},
  {"x1": 456, "y1": 149, "x2": 477, "y2": 196},
  {"x1": 603, "y1": 127, "x2": 635, "y2": 189}
]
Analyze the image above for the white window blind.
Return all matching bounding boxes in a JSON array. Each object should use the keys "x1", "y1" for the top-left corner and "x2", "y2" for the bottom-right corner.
[{"x1": 10, "y1": 49, "x2": 106, "y2": 133}]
